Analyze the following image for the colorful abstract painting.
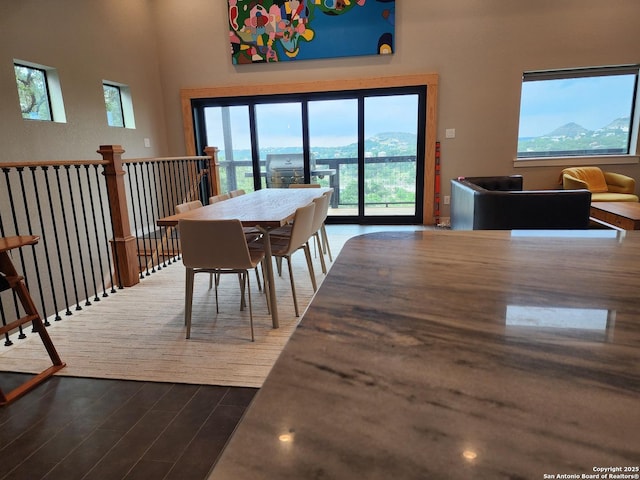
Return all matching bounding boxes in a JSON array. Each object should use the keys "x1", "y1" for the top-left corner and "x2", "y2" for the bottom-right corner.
[{"x1": 228, "y1": 0, "x2": 395, "y2": 64}]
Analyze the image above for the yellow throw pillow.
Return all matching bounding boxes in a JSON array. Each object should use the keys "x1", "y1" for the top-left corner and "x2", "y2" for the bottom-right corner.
[{"x1": 563, "y1": 167, "x2": 608, "y2": 193}]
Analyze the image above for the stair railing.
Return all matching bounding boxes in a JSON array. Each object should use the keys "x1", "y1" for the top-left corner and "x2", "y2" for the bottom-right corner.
[{"x1": 0, "y1": 145, "x2": 220, "y2": 345}]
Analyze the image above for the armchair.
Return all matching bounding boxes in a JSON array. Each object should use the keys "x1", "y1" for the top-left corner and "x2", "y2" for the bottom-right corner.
[
  {"x1": 561, "y1": 167, "x2": 638, "y2": 202},
  {"x1": 450, "y1": 175, "x2": 592, "y2": 230}
]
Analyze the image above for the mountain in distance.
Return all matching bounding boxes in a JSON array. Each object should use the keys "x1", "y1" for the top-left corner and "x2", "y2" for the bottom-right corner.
[
  {"x1": 518, "y1": 117, "x2": 630, "y2": 153},
  {"x1": 544, "y1": 118, "x2": 629, "y2": 137},
  {"x1": 546, "y1": 122, "x2": 591, "y2": 137},
  {"x1": 224, "y1": 132, "x2": 419, "y2": 161}
]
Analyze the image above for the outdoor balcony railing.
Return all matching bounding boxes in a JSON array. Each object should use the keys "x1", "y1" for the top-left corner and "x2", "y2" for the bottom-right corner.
[{"x1": 217, "y1": 155, "x2": 418, "y2": 211}]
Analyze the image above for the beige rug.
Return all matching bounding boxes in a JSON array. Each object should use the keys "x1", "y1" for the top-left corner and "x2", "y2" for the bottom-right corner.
[{"x1": 0, "y1": 240, "x2": 343, "y2": 388}]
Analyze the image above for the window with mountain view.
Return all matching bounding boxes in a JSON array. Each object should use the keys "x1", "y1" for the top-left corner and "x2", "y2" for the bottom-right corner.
[{"x1": 517, "y1": 65, "x2": 639, "y2": 159}]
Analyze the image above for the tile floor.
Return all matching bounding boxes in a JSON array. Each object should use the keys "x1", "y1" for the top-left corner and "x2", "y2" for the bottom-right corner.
[{"x1": 0, "y1": 372, "x2": 256, "y2": 480}]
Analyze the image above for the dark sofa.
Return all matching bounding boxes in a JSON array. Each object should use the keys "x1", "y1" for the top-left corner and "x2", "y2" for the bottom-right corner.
[{"x1": 450, "y1": 175, "x2": 592, "y2": 230}]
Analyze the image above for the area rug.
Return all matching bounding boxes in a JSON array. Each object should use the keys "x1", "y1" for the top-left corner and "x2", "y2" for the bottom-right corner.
[{"x1": 0, "y1": 243, "x2": 341, "y2": 388}]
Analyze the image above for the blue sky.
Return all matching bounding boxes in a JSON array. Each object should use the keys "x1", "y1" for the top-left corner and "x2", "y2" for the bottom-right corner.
[
  {"x1": 205, "y1": 94, "x2": 419, "y2": 149},
  {"x1": 518, "y1": 75, "x2": 635, "y2": 138}
]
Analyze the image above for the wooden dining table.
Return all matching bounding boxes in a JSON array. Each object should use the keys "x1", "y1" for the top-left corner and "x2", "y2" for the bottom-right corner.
[{"x1": 157, "y1": 187, "x2": 332, "y2": 328}]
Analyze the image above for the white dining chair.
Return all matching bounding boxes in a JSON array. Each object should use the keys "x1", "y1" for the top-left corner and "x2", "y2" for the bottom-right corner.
[
  {"x1": 179, "y1": 218, "x2": 266, "y2": 341},
  {"x1": 175, "y1": 200, "x2": 203, "y2": 213},
  {"x1": 261, "y1": 202, "x2": 316, "y2": 317},
  {"x1": 196, "y1": 195, "x2": 263, "y2": 290},
  {"x1": 269, "y1": 191, "x2": 332, "y2": 274},
  {"x1": 209, "y1": 193, "x2": 230, "y2": 203},
  {"x1": 176, "y1": 200, "x2": 219, "y2": 289},
  {"x1": 309, "y1": 192, "x2": 330, "y2": 274},
  {"x1": 317, "y1": 190, "x2": 333, "y2": 263}
]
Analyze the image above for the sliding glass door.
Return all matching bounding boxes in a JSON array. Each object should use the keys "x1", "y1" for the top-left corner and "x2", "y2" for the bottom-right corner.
[
  {"x1": 193, "y1": 86, "x2": 426, "y2": 224},
  {"x1": 308, "y1": 98, "x2": 359, "y2": 216},
  {"x1": 364, "y1": 94, "x2": 420, "y2": 217}
]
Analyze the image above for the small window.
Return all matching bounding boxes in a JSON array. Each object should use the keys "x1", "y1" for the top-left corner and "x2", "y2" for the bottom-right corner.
[
  {"x1": 102, "y1": 81, "x2": 135, "y2": 129},
  {"x1": 14, "y1": 64, "x2": 53, "y2": 121},
  {"x1": 517, "y1": 65, "x2": 639, "y2": 159},
  {"x1": 14, "y1": 60, "x2": 66, "y2": 123},
  {"x1": 103, "y1": 83, "x2": 125, "y2": 127}
]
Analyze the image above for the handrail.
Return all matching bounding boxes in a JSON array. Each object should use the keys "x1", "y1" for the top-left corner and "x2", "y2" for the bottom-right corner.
[
  {"x1": 1, "y1": 145, "x2": 218, "y2": 346},
  {"x1": 0, "y1": 160, "x2": 108, "y2": 168},
  {"x1": 123, "y1": 156, "x2": 211, "y2": 163}
]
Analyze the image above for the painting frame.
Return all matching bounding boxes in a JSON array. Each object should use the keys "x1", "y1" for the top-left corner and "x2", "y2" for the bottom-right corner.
[{"x1": 228, "y1": 0, "x2": 395, "y2": 64}]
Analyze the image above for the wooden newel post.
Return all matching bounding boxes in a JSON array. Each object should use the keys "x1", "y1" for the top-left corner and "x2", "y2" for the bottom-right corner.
[
  {"x1": 204, "y1": 146, "x2": 221, "y2": 196},
  {"x1": 98, "y1": 145, "x2": 140, "y2": 287}
]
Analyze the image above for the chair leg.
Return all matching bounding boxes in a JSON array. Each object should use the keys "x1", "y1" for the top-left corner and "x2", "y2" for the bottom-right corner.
[
  {"x1": 286, "y1": 256, "x2": 299, "y2": 317},
  {"x1": 209, "y1": 272, "x2": 220, "y2": 289},
  {"x1": 185, "y1": 268, "x2": 195, "y2": 339},
  {"x1": 245, "y1": 271, "x2": 255, "y2": 342},
  {"x1": 254, "y1": 266, "x2": 262, "y2": 292},
  {"x1": 238, "y1": 273, "x2": 246, "y2": 311},
  {"x1": 303, "y1": 242, "x2": 317, "y2": 292},
  {"x1": 214, "y1": 272, "x2": 220, "y2": 314},
  {"x1": 314, "y1": 231, "x2": 327, "y2": 274},
  {"x1": 321, "y1": 224, "x2": 332, "y2": 262}
]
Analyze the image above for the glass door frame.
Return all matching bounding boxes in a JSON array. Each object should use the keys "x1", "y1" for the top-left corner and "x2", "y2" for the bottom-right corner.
[{"x1": 182, "y1": 74, "x2": 439, "y2": 225}]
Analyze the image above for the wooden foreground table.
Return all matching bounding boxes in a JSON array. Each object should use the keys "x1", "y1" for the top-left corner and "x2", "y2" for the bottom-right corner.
[
  {"x1": 209, "y1": 229, "x2": 640, "y2": 479},
  {"x1": 590, "y1": 201, "x2": 640, "y2": 230}
]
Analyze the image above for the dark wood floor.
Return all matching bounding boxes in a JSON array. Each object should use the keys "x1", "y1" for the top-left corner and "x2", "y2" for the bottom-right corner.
[{"x1": 0, "y1": 372, "x2": 256, "y2": 480}]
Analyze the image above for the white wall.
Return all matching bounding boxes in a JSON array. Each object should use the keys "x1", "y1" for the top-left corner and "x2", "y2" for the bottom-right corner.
[{"x1": 0, "y1": 0, "x2": 167, "y2": 160}]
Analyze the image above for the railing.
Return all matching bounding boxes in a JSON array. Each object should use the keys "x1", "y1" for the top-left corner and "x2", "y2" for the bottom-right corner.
[
  {"x1": 217, "y1": 155, "x2": 418, "y2": 210},
  {"x1": 0, "y1": 145, "x2": 219, "y2": 346}
]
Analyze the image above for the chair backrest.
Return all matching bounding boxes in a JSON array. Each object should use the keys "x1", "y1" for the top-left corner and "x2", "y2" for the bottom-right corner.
[
  {"x1": 321, "y1": 190, "x2": 332, "y2": 216},
  {"x1": 179, "y1": 219, "x2": 254, "y2": 269},
  {"x1": 561, "y1": 167, "x2": 608, "y2": 193},
  {"x1": 311, "y1": 193, "x2": 329, "y2": 234},
  {"x1": 289, "y1": 183, "x2": 321, "y2": 188},
  {"x1": 229, "y1": 189, "x2": 246, "y2": 197},
  {"x1": 283, "y1": 202, "x2": 316, "y2": 254},
  {"x1": 209, "y1": 193, "x2": 231, "y2": 204},
  {"x1": 176, "y1": 200, "x2": 203, "y2": 214}
]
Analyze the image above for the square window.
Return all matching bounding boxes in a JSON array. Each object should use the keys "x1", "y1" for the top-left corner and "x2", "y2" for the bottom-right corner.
[
  {"x1": 14, "y1": 64, "x2": 53, "y2": 121},
  {"x1": 517, "y1": 65, "x2": 639, "y2": 159},
  {"x1": 103, "y1": 83, "x2": 125, "y2": 127}
]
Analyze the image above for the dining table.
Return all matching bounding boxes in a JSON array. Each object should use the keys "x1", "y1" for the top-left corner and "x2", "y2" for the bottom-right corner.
[
  {"x1": 208, "y1": 228, "x2": 640, "y2": 479},
  {"x1": 157, "y1": 187, "x2": 332, "y2": 328}
]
